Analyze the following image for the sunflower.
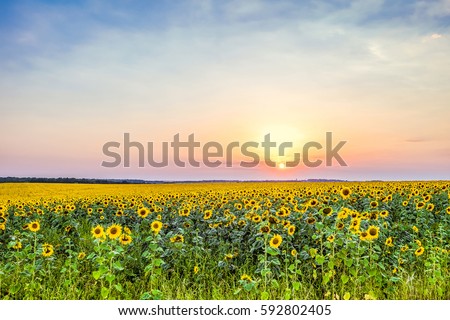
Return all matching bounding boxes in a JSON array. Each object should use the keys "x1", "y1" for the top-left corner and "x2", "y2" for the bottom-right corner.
[
  {"x1": 277, "y1": 207, "x2": 291, "y2": 217},
  {"x1": 119, "y1": 233, "x2": 132, "y2": 245},
  {"x1": 194, "y1": 266, "x2": 199, "y2": 274},
  {"x1": 369, "y1": 212, "x2": 378, "y2": 220},
  {"x1": 224, "y1": 253, "x2": 234, "y2": 261},
  {"x1": 170, "y1": 234, "x2": 184, "y2": 243},
  {"x1": 287, "y1": 225, "x2": 296, "y2": 236},
  {"x1": 291, "y1": 249, "x2": 298, "y2": 257},
  {"x1": 321, "y1": 207, "x2": 333, "y2": 216},
  {"x1": 78, "y1": 252, "x2": 86, "y2": 260},
  {"x1": 370, "y1": 201, "x2": 378, "y2": 208},
  {"x1": 340, "y1": 187, "x2": 351, "y2": 199},
  {"x1": 260, "y1": 225, "x2": 270, "y2": 234},
  {"x1": 359, "y1": 231, "x2": 369, "y2": 241},
  {"x1": 269, "y1": 234, "x2": 283, "y2": 249},
  {"x1": 178, "y1": 208, "x2": 190, "y2": 217},
  {"x1": 91, "y1": 225, "x2": 105, "y2": 239},
  {"x1": 28, "y1": 221, "x2": 40, "y2": 232},
  {"x1": 282, "y1": 220, "x2": 291, "y2": 228},
  {"x1": 446, "y1": 206, "x2": 450, "y2": 215},
  {"x1": 106, "y1": 224, "x2": 122, "y2": 239},
  {"x1": 306, "y1": 217, "x2": 316, "y2": 225},
  {"x1": 400, "y1": 244, "x2": 409, "y2": 252},
  {"x1": 203, "y1": 210, "x2": 212, "y2": 220},
  {"x1": 426, "y1": 203, "x2": 434, "y2": 212},
  {"x1": 415, "y1": 247, "x2": 425, "y2": 257},
  {"x1": 412, "y1": 226, "x2": 419, "y2": 233},
  {"x1": 238, "y1": 220, "x2": 246, "y2": 227},
  {"x1": 64, "y1": 225, "x2": 72, "y2": 233},
  {"x1": 385, "y1": 237, "x2": 394, "y2": 247},
  {"x1": 415, "y1": 239, "x2": 422, "y2": 247},
  {"x1": 380, "y1": 210, "x2": 389, "y2": 218},
  {"x1": 349, "y1": 218, "x2": 361, "y2": 232},
  {"x1": 42, "y1": 243, "x2": 54, "y2": 257},
  {"x1": 327, "y1": 234, "x2": 335, "y2": 243},
  {"x1": 337, "y1": 210, "x2": 348, "y2": 219},
  {"x1": 402, "y1": 201, "x2": 408, "y2": 207},
  {"x1": 309, "y1": 199, "x2": 319, "y2": 207},
  {"x1": 240, "y1": 274, "x2": 252, "y2": 282},
  {"x1": 367, "y1": 226, "x2": 379, "y2": 240},
  {"x1": 252, "y1": 215, "x2": 262, "y2": 223},
  {"x1": 137, "y1": 207, "x2": 150, "y2": 218},
  {"x1": 266, "y1": 216, "x2": 278, "y2": 224},
  {"x1": 416, "y1": 202, "x2": 425, "y2": 210},
  {"x1": 336, "y1": 221, "x2": 345, "y2": 230},
  {"x1": 350, "y1": 211, "x2": 359, "y2": 219},
  {"x1": 151, "y1": 220, "x2": 163, "y2": 234},
  {"x1": 182, "y1": 222, "x2": 191, "y2": 228},
  {"x1": 12, "y1": 241, "x2": 22, "y2": 250}
]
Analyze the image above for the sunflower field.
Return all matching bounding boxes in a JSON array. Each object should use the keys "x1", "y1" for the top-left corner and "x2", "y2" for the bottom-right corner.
[{"x1": 0, "y1": 181, "x2": 449, "y2": 300}]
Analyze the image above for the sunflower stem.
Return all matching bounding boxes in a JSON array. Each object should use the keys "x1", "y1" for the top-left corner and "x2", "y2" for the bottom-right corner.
[
  {"x1": 264, "y1": 234, "x2": 268, "y2": 293},
  {"x1": 31, "y1": 232, "x2": 37, "y2": 284}
]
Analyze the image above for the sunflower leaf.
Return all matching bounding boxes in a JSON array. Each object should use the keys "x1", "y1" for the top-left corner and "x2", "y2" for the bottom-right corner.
[
  {"x1": 266, "y1": 247, "x2": 279, "y2": 256},
  {"x1": 315, "y1": 255, "x2": 325, "y2": 265},
  {"x1": 261, "y1": 291, "x2": 269, "y2": 300},
  {"x1": 153, "y1": 258, "x2": 164, "y2": 267},
  {"x1": 341, "y1": 274, "x2": 349, "y2": 284},
  {"x1": 101, "y1": 287, "x2": 109, "y2": 299},
  {"x1": 113, "y1": 261, "x2": 124, "y2": 271}
]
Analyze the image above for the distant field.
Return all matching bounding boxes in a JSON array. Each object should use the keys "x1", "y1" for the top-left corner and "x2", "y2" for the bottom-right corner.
[{"x1": 0, "y1": 181, "x2": 449, "y2": 299}]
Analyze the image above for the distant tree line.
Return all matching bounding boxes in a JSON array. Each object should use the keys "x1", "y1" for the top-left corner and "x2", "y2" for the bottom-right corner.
[
  {"x1": 0, "y1": 177, "x2": 349, "y2": 184},
  {"x1": 0, "y1": 177, "x2": 144, "y2": 184}
]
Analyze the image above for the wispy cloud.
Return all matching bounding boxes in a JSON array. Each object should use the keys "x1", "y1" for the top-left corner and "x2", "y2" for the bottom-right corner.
[{"x1": 431, "y1": 33, "x2": 443, "y2": 39}]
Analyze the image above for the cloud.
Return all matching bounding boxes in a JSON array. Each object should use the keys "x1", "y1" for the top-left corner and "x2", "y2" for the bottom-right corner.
[{"x1": 416, "y1": 0, "x2": 450, "y2": 18}]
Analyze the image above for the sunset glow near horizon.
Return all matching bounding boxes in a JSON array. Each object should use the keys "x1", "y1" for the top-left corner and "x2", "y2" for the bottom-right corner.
[{"x1": 1, "y1": 0, "x2": 449, "y2": 181}]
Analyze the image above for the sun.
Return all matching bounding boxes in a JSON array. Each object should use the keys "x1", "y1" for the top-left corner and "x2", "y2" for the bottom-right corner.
[{"x1": 278, "y1": 162, "x2": 286, "y2": 169}]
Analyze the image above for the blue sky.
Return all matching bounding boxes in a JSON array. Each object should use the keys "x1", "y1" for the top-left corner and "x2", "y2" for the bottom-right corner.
[
  {"x1": 1, "y1": 0, "x2": 449, "y2": 180},
  {"x1": 1, "y1": 0, "x2": 448, "y2": 67}
]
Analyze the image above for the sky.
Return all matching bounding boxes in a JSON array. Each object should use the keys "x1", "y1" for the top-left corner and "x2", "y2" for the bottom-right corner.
[{"x1": 0, "y1": 0, "x2": 449, "y2": 181}]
